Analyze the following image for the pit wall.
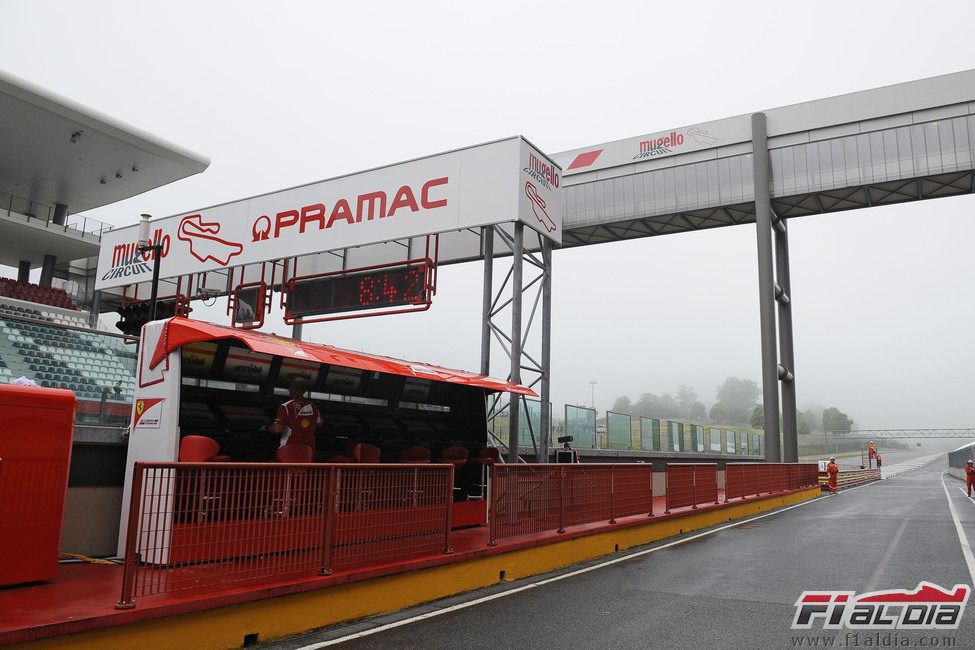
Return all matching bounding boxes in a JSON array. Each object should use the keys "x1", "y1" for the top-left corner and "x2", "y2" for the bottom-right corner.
[{"x1": 19, "y1": 486, "x2": 820, "y2": 650}]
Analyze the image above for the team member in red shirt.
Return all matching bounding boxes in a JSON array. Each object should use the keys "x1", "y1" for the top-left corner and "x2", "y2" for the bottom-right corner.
[
  {"x1": 264, "y1": 378, "x2": 323, "y2": 453},
  {"x1": 966, "y1": 460, "x2": 975, "y2": 497}
]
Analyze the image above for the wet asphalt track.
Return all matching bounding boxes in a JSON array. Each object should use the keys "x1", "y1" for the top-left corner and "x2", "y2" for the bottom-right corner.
[{"x1": 263, "y1": 454, "x2": 975, "y2": 649}]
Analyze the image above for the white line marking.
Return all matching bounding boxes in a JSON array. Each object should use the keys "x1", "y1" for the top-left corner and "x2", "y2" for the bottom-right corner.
[
  {"x1": 864, "y1": 517, "x2": 909, "y2": 593},
  {"x1": 295, "y1": 494, "x2": 826, "y2": 648},
  {"x1": 940, "y1": 470, "x2": 975, "y2": 588},
  {"x1": 958, "y1": 486, "x2": 975, "y2": 501}
]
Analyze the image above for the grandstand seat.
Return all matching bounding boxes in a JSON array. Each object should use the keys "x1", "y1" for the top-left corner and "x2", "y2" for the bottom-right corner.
[
  {"x1": 275, "y1": 443, "x2": 314, "y2": 463},
  {"x1": 469, "y1": 446, "x2": 501, "y2": 466},
  {"x1": 351, "y1": 443, "x2": 381, "y2": 463},
  {"x1": 438, "y1": 446, "x2": 470, "y2": 467},
  {"x1": 325, "y1": 443, "x2": 356, "y2": 463},
  {"x1": 397, "y1": 446, "x2": 431, "y2": 463},
  {"x1": 179, "y1": 435, "x2": 231, "y2": 462}
]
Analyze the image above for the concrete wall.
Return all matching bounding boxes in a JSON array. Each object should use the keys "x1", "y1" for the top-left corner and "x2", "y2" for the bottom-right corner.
[{"x1": 61, "y1": 486, "x2": 122, "y2": 557}]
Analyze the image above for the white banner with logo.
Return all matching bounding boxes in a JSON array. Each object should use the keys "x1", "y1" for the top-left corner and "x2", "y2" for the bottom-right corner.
[
  {"x1": 95, "y1": 137, "x2": 562, "y2": 290},
  {"x1": 553, "y1": 115, "x2": 751, "y2": 176}
]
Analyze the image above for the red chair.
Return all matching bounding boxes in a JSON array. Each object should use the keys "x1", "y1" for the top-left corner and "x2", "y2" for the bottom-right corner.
[
  {"x1": 179, "y1": 435, "x2": 230, "y2": 462},
  {"x1": 397, "y1": 446, "x2": 431, "y2": 463},
  {"x1": 351, "y1": 443, "x2": 381, "y2": 463},
  {"x1": 469, "y1": 446, "x2": 501, "y2": 466},
  {"x1": 325, "y1": 443, "x2": 356, "y2": 463},
  {"x1": 275, "y1": 443, "x2": 314, "y2": 463},
  {"x1": 438, "y1": 446, "x2": 469, "y2": 467}
]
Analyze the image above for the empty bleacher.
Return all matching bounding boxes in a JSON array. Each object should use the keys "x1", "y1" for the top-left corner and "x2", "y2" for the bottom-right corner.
[
  {"x1": 0, "y1": 283, "x2": 137, "y2": 423},
  {"x1": 0, "y1": 278, "x2": 77, "y2": 310}
]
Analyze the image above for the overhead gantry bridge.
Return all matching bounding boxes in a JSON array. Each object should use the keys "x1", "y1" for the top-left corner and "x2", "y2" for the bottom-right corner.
[
  {"x1": 827, "y1": 428, "x2": 975, "y2": 440},
  {"x1": 552, "y1": 69, "x2": 975, "y2": 462}
]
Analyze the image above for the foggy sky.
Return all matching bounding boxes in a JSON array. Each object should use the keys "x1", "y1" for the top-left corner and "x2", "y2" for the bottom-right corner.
[{"x1": 2, "y1": 0, "x2": 974, "y2": 428}]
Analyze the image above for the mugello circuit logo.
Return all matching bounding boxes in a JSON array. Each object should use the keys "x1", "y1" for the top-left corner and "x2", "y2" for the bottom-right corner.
[
  {"x1": 177, "y1": 215, "x2": 243, "y2": 266},
  {"x1": 792, "y1": 582, "x2": 970, "y2": 630},
  {"x1": 564, "y1": 126, "x2": 721, "y2": 170}
]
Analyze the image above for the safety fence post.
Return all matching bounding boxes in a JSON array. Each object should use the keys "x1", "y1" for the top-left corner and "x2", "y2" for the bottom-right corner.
[
  {"x1": 691, "y1": 465, "x2": 698, "y2": 509},
  {"x1": 487, "y1": 465, "x2": 498, "y2": 546},
  {"x1": 557, "y1": 465, "x2": 566, "y2": 534},
  {"x1": 443, "y1": 465, "x2": 454, "y2": 554},
  {"x1": 116, "y1": 462, "x2": 144, "y2": 609},
  {"x1": 647, "y1": 466, "x2": 654, "y2": 517},
  {"x1": 319, "y1": 466, "x2": 338, "y2": 575},
  {"x1": 609, "y1": 465, "x2": 617, "y2": 524}
]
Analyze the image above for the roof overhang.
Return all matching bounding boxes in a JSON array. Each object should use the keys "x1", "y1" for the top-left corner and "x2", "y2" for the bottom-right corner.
[
  {"x1": 0, "y1": 69, "x2": 209, "y2": 214},
  {"x1": 152, "y1": 317, "x2": 537, "y2": 397}
]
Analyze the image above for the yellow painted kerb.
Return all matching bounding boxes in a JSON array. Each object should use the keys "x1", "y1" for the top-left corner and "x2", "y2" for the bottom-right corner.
[{"x1": 15, "y1": 487, "x2": 820, "y2": 650}]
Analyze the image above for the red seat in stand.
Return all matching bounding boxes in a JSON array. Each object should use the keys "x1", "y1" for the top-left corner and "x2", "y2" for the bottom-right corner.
[
  {"x1": 325, "y1": 443, "x2": 357, "y2": 463},
  {"x1": 351, "y1": 442, "x2": 381, "y2": 463},
  {"x1": 469, "y1": 446, "x2": 501, "y2": 466},
  {"x1": 275, "y1": 443, "x2": 314, "y2": 463},
  {"x1": 397, "y1": 446, "x2": 431, "y2": 463},
  {"x1": 179, "y1": 435, "x2": 231, "y2": 462},
  {"x1": 438, "y1": 446, "x2": 469, "y2": 467}
]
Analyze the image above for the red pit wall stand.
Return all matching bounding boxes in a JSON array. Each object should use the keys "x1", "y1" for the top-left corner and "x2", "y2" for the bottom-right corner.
[{"x1": 0, "y1": 385, "x2": 76, "y2": 586}]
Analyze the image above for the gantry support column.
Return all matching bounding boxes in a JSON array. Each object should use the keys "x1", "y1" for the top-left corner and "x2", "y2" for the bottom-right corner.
[
  {"x1": 538, "y1": 238, "x2": 552, "y2": 464},
  {"x1": 752, "y1": 112, "x2": 781, "y2": 462},
  {"x1": 507, "y1": 222, "x2": 525, "y2": 463},
  {"x1": 481, "y1": 222, "x2": 553, "y2": 463},
  {"x1": 480, "y1": 226, "x2": 494, "y2": 376},
  {"x1": 775, "y1": 218, "x2": 799, "y2": 462}
]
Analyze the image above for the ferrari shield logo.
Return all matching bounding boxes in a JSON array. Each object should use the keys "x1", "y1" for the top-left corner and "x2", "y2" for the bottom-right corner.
[{"x1": 136, "y1": 400, "x2": 145, "y2": 416}]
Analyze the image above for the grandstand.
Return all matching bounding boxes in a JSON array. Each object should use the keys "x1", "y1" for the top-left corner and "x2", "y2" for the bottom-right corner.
[{"x1": 0, "y1": 69, "x2": 210, "y2": 556}]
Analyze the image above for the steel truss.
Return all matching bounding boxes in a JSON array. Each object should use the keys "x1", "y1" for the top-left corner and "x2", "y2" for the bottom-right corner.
[
  {"x1": 480, "y1": 223, "x2": 552, "y2": 463},
  {"x1": 827, "y1": 428, "x2": 975, "y2": 440}
]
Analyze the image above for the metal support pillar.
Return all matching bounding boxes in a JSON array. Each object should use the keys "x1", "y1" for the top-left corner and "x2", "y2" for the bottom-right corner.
[
  {"x1": 291, "y1": 323, "x2": 303, "y2": 341},
  {"x1": 482, "y1": 222, "x2": 552, "y2": 463},
  {"x1": 752, "y1": 112, "x2": 781, "y2": 462},
  {"x1": 507, "y1": 222, "x2": 524, "y2": 463},
  {"x1": 53, "y1": 203, "x2": 68, "y2": 226},
  {"x1": 775, "y1": 219, "x2": 799, "y2": 462},
  {"x1": 539, "y1": 238, "x2": 552, "y2": 464},
  {"x1": 17, "y1": 261, "x2": 29, "y2": 283},
  {"x1": 39, "y1": 254, "x2": 56, "y2": 287},
  {"x1": 480, "y1": 226, "x2": 494, "y2": 376},
  {"x1": 88, "y1": 290, "x2": 101, "y2": 329}
]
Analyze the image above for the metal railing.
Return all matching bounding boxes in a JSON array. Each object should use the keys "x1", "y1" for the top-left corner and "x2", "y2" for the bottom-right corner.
[
  {"x1": 116, "y1": 462, "x2": 453, "y2": 609},
  {"x1": 488, "y1": 464, "x2": 653, "y2": 545},
  {"x1": 725, "y1": 462, "x2": 819, "y2": 501},
  {"x1": 1, "y1": 190, "x2": 112, "y2": 239},
  {"x1": 664, "y1": 463, "x2": 718, "y2": 513}
]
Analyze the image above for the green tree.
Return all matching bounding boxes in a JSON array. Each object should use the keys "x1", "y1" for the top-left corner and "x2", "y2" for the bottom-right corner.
[
  {"x1": 611, "y1": 395, "x2": 633, "y2": 414},
  {"x1": 711, "y1": 377, "x2": 760, "y2": 424},
  {"x1": 749, "y1": 404, "x2": 810, "y2": 433},
  {"x1": 797, "y1": 411, "x2": 812, "y2": 435},
  {"x1": 822, "y1": 407, "x2": 854, "y2": 432},
  {"x1": 750, "y1": 404, "x2": 764, "y2": 429}
]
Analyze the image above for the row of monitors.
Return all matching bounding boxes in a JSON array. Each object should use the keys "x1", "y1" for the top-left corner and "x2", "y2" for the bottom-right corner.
[
  {"x1": 181, "y1": 400, "x2": 455, "y2": 438},
  {"x1": 182, "y1": 342, "x2": 434, "y2": 400}
]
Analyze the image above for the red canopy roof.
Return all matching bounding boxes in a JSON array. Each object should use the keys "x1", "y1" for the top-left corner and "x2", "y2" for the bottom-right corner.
[{"x1": 152, "y1": 317, "x2": 537, "y2": 397}]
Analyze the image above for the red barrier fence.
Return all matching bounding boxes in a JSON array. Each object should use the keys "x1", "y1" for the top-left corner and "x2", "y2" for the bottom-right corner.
[
  {"x1": 725, "y1": 463, "x2": 820, "y2": 501},
  {"x1": 664, "y1": 464, "x2": 718, "y2": 513},
  {"x1": 117, "y1": 462, "x2": 452, "y2": 609},
  {"x1": 488, "y1": 464, "x2": 653, "y2": 545}
]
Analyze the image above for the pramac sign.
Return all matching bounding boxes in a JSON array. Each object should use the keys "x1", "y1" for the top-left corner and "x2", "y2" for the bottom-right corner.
[{"x1": 95, "y1": 137, "x2": 562, "y2": 290}]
